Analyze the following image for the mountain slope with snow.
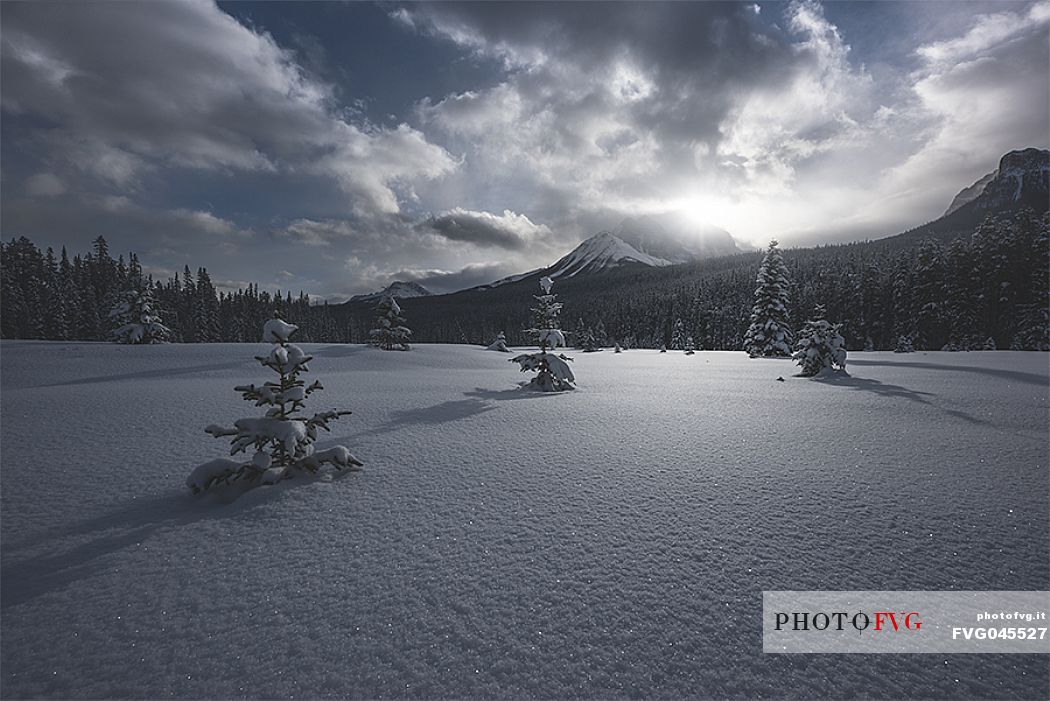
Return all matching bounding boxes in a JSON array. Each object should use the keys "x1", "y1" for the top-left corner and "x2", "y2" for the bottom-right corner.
[
  {"x1": 533, "y1": 215, "x2": 745, "y2": 281},
  {"x1": 547, "y1": 231, "x2": 674, "y2": 278},
  {"x1": 615, "y1": 215, "x2": 743, "y2": 262},
  {"x1": 944, "y1": 148, "x2": 1049, "y2": 217},
  {"x1": 471, "y1": 268, "x2": 543, "y2": 291},
  {"x1": 892, "y1": 147, "x2": 1049, "y2": 245},
  {"x1": 944, "y1": 171, "x2": 997, "y2": 216},
  {"x1": 350, "y1": 281, "x2": 433, "y2": 303}
]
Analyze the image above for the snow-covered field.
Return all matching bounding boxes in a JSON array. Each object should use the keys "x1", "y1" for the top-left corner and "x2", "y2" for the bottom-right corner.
[{"x1": 2, "y1": 341, "x2": 1047, "y2": 699}]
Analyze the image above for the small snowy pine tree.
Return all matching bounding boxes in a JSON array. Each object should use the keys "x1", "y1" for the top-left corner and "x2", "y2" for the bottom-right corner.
[
  {"x1": 670, "y1": 318, "x2": 686, "y2": 351},
  {"x1": 743, "y1": 239, "x2": 793, "y2": 357},
  {"x1": 684, "y1": 336, "x2": 696, "y2": 355},
  {"x1": 510, "y1": 276, "x2": 575, "y2": 391},
  {"x1": 370, "y1": 295, "x2": 411, "y2": 351},
  {"x1": 793, "y1": 305, "x2": 847, "y2": 377},
  {"x1": 614, "y1": 343, "x2": 622, "y2": 353},
  {"x1": 581, "y1": 327, "x2": 600, "y2": 352},
  {"x1": 486, "y1": 331, "x2": 510, "y2": 352},
  {"x1": 572, "y1": 317, "x2": 589, "y2": 350},
  {"x1": 109, "y1": 286, "x2": 171, "y2": 344},
  {"x1": 186, "y1": 316, "x2": 362, "y2": 495}
]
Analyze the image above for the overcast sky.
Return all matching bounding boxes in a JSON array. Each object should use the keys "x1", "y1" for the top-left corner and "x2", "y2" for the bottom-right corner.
[{"x1": 2, "y1": 1, "x2": 1047, "y2": 299}]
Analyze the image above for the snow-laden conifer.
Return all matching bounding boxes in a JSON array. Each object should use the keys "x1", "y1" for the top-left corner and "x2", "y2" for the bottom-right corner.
[
  {"x1": 580, "y1": 327, "x2": 600, "y2": 352},
  {"x1": 486, "y1": 331, "x2": 510, "y2": 352},
  {"x1": 744, "y1": 240, "x2": 793, "y2": 357},
  {"x1": 109, "y1": 286, "x2": 171, "y2": 344},
  {"x1": 670, "y1": 319, "x2": 686, "y2": 351},
  {"x1": 793, "y1": 305, "x2": 847, "y2": 376},
  {"x1": 510, "y1": 276, "x2": 575, "y2": 391},
  {"x1": 684, "y1": 336, "x2": 696, "y2": 355},
  {"x1": 186, "y1": 315, "x2": 361, "y2": 494},
  {"x1": 370, "y1": 295, "x2": 411, "y2": 351},
  {"x1": 894, "y1": 335, "x2": 915, "y2": 353}
]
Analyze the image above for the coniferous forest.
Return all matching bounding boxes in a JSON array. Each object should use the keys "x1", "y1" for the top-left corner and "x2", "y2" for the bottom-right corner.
[
  {"x1": 0, "y1": 235, "x2": 343, "y2": 344},
  {"x1": 2, "y1": 208, "x2": 1047, "y2": 351}
]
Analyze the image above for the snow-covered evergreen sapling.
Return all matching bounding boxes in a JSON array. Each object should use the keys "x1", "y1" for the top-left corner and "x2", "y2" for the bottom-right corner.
[
  {"x1": 581, "y1": 327, "x2": 600, "y2": 352},
  {"x1": 670, "y1": 319, "x2": 686, "y2": 351},
  {"x1": 743, "y1": 239, "x2": 793, "y2": 357},
  {"x1": 684, "y1": 337, "x2": 696, "y2": 355},
  {"x1": 510, "y1": 276, "x2": 575, "y2": 391},
  {"x1": 486, "y1": 331, "x2": 510, "y2": 352},
  {"x1": 109, "y1": 286, "x2": 171, "y2": 344},
  {"x1": 186, "y1": 316, "x2": 362, "y2": 494},
  {"x1": 894, "y1": 335, "x2": 915, "y2": 353},
  {"x1": 793, "y1": 305, "x2": 847, "y2": 377},
  {"x1": 370, "y1": 295, "x2": 411, "y2": 351},
  {"x1": 614, "y1": 343, "x2": 622, "y2": 353}
]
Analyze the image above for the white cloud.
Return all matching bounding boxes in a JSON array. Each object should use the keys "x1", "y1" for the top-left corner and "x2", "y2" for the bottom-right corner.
[
  {"x1": 169, "y1": 209, "x2": 251, "y2": 238},
  {"x1": 283, "y1": 218, "x2": 356, "y2": 247},
  {"x1": 422, "y1": 208, "x2": 552, "y2": 249},
  {"x1": 917, "y1": 1, "x2": 1050, "y2": 64},
  {"x1": 1, "y1": 1, "x2": 455, "y2": 216},
  {"x1": 314, "y1": 124, "x2": 457, "y2": 217},
  {"x1": 715, "y1": 0, "x2": 875, "y2": 195}
]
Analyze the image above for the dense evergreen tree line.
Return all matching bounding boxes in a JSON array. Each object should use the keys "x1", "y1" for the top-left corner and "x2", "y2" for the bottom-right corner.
[
  {"x1": 2, "y1": 209, "x2": 1047, "y2": 350},
  {"x1": 1, "y1": 235, "x2": 345, "y2": 343}
]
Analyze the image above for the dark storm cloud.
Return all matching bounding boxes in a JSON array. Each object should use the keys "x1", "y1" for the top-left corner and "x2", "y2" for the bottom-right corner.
[
  {"x1": 401, "y1": 2, "x2": 787, "y2": 77},
  {"x1": 421, "y1": 208, "x2": 550, "y2": 249},
  {"x1": 0, "y1": 0, "x2": 454, "y2": 210},
  {"x1": 403, "y1": 0, "x2": 797, "y2": 147}
]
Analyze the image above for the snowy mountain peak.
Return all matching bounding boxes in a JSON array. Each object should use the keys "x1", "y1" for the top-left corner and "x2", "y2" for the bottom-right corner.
[
  {"x1": 614, "y1": 215, "x2": 743, "y2": 262},
  {"x1": 944, "y1": 147, "x2": 1049, "y2": 217},
  {"x1": 543, "y1": 213, "x2": 746, "y2": 280},
  {"x1": 349, "y1": 281, "x2": 432, "y2": 303},
  {"x1": 547, "y1": 232, "x2": 673, "y2": 278}
]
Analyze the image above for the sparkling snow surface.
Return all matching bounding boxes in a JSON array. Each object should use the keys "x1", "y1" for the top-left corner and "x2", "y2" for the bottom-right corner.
[{"x1": 2, "y1": 342, "x2": 1047, "y2": 699}]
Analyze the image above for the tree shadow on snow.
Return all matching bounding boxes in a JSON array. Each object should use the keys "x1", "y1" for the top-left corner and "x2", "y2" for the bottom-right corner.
[
  {"x1": 37, "y1": 360, "x2": 251, "y2": 388},
  {"x1": 360, "y1": 398, "x2": 497, "y2": 435},
  {"x1": 309, "y1": 344, "x2": 371, "y2": 359},
  {"x1": 0, "y1": 477, "x2": 331, "y2": 609},
  {"x1": 465, "y1": 385, "x2": 575, "y2": 402},
  {"x1": 814, "y1": 373, "x2": 994, "y2": 427},
  {"x1": 848, "y1": 359, "x2": 1048, "y2": 387}
]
